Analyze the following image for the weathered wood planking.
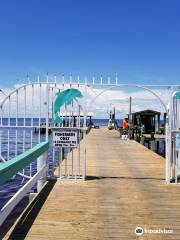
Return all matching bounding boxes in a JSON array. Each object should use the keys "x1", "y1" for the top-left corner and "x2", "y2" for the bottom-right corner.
[{"x1": 4, "y1": 127, "x2": 180, "y2": 240}]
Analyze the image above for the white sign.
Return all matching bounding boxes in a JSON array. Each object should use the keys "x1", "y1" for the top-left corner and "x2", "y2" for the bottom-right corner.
[
  {"x1": 53, "y1": 129, "x2": 78, "y2": 148},
  {"x1": 176, "y1": 133, "x2": 180, "y2": 150}
]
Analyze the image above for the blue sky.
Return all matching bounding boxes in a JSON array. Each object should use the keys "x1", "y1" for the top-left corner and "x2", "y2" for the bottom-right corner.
[{"x1": 0, "y1": 0, "x2": 180, "y2": 86}]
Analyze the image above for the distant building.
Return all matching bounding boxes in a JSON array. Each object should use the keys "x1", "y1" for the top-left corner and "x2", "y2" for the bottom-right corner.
[{"x1": 131, "y1": 110, "x2": 160, "y2": 134}]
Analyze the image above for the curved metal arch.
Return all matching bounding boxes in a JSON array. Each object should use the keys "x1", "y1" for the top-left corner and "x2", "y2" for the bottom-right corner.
[
  {"x1": 0, "y1": 82, "x2": 168, "y2": 115},
  {"x1": 0, "y1": 83, "x2": 49, "y2": 180},
  {"x1": 0, "y1": 83, "x2": 47, "y2": 107},
  {"x1": 87, "y1": 84, "x2": 168, "y2": 113},
  {"x1": 0, "y1": 82, "x2": 95, "y2": 107}
]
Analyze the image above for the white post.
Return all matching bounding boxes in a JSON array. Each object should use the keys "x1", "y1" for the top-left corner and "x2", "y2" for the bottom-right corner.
[
  {"x1": 166, "y1": 111, "x2": 171, "y2": 184},
  {"x1": 166, "y1": 94, "x2": 174, "y2": 184},
  {"x1": 37, "y1": 151, "x2": 48, "y2": 192},
  {"x1": 46, "y1": 84, "x2": 49, "y2": 141},
  {"x1": 83, "y1": 129, "x2": 86, "y2": 180},
  {"x1": 83, "y1": 86, "x2": 87, "y2": 179}
]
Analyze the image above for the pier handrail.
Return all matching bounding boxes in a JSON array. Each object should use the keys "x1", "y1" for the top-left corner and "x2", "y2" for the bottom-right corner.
[
  {"x1": 0, "y1": 141, "x2": 49, "y2": 186},
  {"x1": 0, "y1": 141, "x2": 49, "y2": 226}
]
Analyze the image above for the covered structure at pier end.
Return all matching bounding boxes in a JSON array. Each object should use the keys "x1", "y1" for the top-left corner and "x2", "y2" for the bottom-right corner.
[{"x1": 131, "y1": 109, "x2": 161, "y2": 134}]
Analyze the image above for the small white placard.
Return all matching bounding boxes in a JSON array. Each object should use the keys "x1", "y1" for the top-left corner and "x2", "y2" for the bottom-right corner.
[
  {"x1": 176, "y1": 133, "x2": 180, "y2": 150},
  {"x1": 53, "y1": 129, "x2": 78, "y2": 148}
]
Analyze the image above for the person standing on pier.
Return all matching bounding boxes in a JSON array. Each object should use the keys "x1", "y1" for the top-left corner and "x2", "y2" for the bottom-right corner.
[{"x1": 122, "y1": 118, "x2": 129, "y2": 129}]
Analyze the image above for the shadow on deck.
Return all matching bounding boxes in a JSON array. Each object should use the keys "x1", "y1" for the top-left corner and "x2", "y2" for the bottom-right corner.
[{"x1": 6, "y1": 180, "x2": 56, "y2": 240}]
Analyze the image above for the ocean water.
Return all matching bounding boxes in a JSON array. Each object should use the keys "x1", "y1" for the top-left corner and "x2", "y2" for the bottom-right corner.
[{"x1": 90, "y1": 118, "x2": 122, "y2": 126}]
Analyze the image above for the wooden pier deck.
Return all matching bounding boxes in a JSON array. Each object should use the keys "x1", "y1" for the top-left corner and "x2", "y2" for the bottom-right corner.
[{"x1": 5, "y1": 127, "x2": 180, "y2": 239}]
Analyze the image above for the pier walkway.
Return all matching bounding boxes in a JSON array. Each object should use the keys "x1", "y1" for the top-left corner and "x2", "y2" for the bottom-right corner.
[{"x1": 5, "y1": 127, "x2": 180, "y2": 239}]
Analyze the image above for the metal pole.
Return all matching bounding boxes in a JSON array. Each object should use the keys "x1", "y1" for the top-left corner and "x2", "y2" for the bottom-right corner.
[
  {"x1": 59, "y1": 147, "x2": 62, "y2": 179},
  {"x1": 129, "y1": 96, "x2": 132, "y2": 125}
]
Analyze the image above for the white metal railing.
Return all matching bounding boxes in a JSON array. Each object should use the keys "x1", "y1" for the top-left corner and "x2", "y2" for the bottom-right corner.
[
  {"x1": 166, "y1": 91, "x2": 180, "y2": 184},
  {"x1": 0, "y1": 141, "x2": 48, "y2": 226}
]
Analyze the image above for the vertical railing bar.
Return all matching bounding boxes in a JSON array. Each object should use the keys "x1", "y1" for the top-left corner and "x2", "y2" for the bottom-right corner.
[
  {"x1": 71, "y1": 103, "x2": 73, "y2": 129},
  {"x1": 24, "y1": 86, "x2": 26, "y2": 126},
  {"x1": 39, "y1": 83, "x2": 41, "y2": 143},
  {"x1": 83, "y1": 122, "x2": 86, "y2": 179},
  {"x1": 78, "y1": 105, "x2": 81, "y2": 177},
  {"x1": 51, "y1": 86, "x2": 55, "y2": 177},
  {"x1": 52, "y1": 147, "x2": 55, "y2": 177},
  {"x1": 82, "y1": 85, "x2": 87, "y2": 179},
  {"x1": 7, "y1": 96, "x2": 10, "y2": 160},
  {"x1": 52, "y1": 82, "x2": 56, "y2": 177},
  {"x1": 59, "y1": 148, "x2": 62, "y2": 179},
  {"x1": 65, "y1": 154, "x2": 68, "y2": 178},
  {"x1": 62, "y1": 82, "x2": 65, "y2": 127},
  {"x1": 60, "y1": 148, "x2": 63, "y2": 178},
  {"x1": 72, "y1": 149, "x2": 73, "y2": 178},
  {"x1": 52, "y1": 82, "x2": 57, "y2": 126},
  {"x1": 15, "y1": 90, "x2": 18, "y2": 157},
  {"x1": 22, "y1": 87, "x2": 26, "y2": 177},
  {"x1": 64, "y1": 81, "x2": 68, "y2": 176},
  {"x1": 30, "y1": 84, "x2": 34, "y2": 177},
  {"x1": 46, "y1": 82, "x2": 49, "y2": 141},
  {"x1": 71, "y1": 100, "x2": 74, "y2": 177},
  {"x1": 65, "y1": 104, "x2": 67, "y2": 127},
  {"x1": 31, "y1": 84, "x2": 34, "y2": 147},
  {"x1": 175, "y1": 99, "x2": 177, "y2": 182}
]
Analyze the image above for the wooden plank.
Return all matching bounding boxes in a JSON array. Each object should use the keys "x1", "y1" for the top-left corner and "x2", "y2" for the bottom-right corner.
[
  {"x1": 4, "y1": 128, "x2": 180, "y2": 239},
  {"x1": 0, "y1": 141, "x2": 49, "y2": 185}
]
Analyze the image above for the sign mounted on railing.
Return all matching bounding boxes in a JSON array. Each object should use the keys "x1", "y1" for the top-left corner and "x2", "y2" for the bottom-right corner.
[{"x1": 53, "y1": 129, "x2": 78, "y2": 148}]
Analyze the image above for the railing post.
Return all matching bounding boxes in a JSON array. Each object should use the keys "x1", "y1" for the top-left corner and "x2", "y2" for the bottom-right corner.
[
  {"x1": 140, "y1": 136, "x2": 145, "y2": 145},
  {"x1": 37, "y1": 151, "x2": 48, "y2": 192}
]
